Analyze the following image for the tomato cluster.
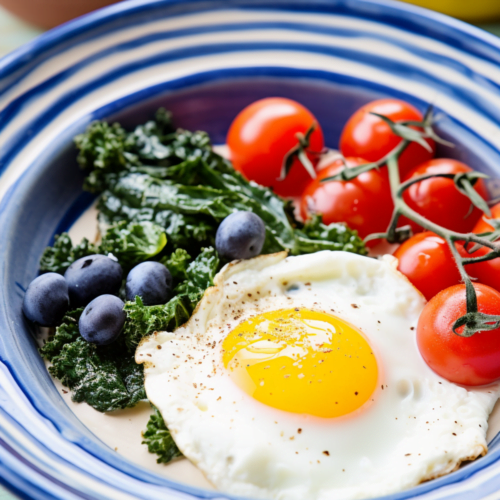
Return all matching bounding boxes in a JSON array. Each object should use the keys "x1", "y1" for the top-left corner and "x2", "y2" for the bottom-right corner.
[{"x1": 226, "y1": 96, "x2": 500, "y2": 387}]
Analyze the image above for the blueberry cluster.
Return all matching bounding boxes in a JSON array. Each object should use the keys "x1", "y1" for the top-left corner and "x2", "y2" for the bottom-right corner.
[
  {"x1": 23, "y1": 254, "x2": 173, "y2": 345},
  {"x1": 23, "y1": 211, "x2": 265, "y2": 345}
]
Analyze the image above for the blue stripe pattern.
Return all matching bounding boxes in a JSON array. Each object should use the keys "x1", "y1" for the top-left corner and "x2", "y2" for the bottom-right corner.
[{"x1": 2, "y1": 1, "x2": 500, "y2": 499}]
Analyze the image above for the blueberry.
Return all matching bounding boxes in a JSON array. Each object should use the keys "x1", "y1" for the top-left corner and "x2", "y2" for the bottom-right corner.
[
  {"x1": 22, "y1": 273, "x2": 69, "y2": 327},
  {"x1": 79, "y1": 295, "x2": 126, "y2": 346},
  {"x1": 125, "y1": 261, "x2": 172, "y2": 305},
  {"x1": 216, "y1": 211, "x2": 266, "y2": 261},
  {"x1": 64, "y1": 254, "x2": 123, "y2": 308}
]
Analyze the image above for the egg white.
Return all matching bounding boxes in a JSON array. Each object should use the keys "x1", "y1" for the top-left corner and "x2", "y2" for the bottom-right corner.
[{"x1": 136, "y1": 251, "x2": 500, "y2": 500}]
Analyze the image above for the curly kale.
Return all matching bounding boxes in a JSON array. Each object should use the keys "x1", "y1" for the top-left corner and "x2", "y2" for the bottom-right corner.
[
  {"x1": 160, "y1": 248, "x2": 191, "y2": 283},
  {"x1": 40, "y1": 220, "x2": 167, "y2": 278},
  {"x1": 39, "y1": 246, "x2": 219, "y2": 412},
  {"x1": 123, "y1": 247, "x2": 219, "y2": 351},
  {"x1": 142, "y1": 406, "x2": 182, "y2": 464},
  {"x1": 40, "y1": 309, "x2": 83, "y2": 360},
  {"x1": 75, "y1": 121, "x2": 138, "y2": 193},
  {"x1": 295, "y1": 215, "x2": 368, "y2": 256},
  {"x1": 100, "y1": 220, "x2": 167, "y2": 270},
  {"x1": 175, "y1": 246, "x2": 219, "y2": 294},
  {"x1": 41, "y1": 310, "x2": 146, "y2": 412},
  {"x1": 48, "y1": 338, "x2": 145, "y2": 412},
  {"x1": 40, "y1": 234, "x2": 97, "y2": 274}
]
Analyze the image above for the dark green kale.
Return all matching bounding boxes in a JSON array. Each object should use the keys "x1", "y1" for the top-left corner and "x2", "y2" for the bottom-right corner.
[
  {"x1": 122, "y1": 295, "x2": 192, "y2": 352},
  {"x1": 41, "y1": 310, "x2": 146, "y2": 413},
  {"x1": 160, "y1": 248, "x2": 191, "y2": 283},
  {"x1": 175, "y1": 246, "x2": 219, "y2": 295},
  {"x1": 48, "y1": 338, "x2": 145, "y2": 412},
  {"x1": 99, "y1": 220, "x2": 167, "y2": 270},
  {"x1": 294, "y1": 215, "x2": 368, "y2": 256},
  {"x1": 39, "y1": 234, "x2": 97, "y2": 274},
  {"x1": 123, "y1": 247, "x2": 219, "y2": 351},
  {"x1": 40, "y1": 220, "x2": 167, "y2": 279},
  {"x1": 40, "y1": 309, "x2": 83, "y2": 360},
  {"x1": 75, "y1": 109, "x2": 366, "y2": 257},
  {"x1": 124, "y1": 108, "x2": 175, "y2": 162},
  {"x1": 38, "y1": 235, "x2": 217, "y2": 412},
  {"x1": 142, "y1": 405, "x2": 182, "y2": 464},
  {"x1": 75, "y1": 121, "x2": 138, "y2": 193}
]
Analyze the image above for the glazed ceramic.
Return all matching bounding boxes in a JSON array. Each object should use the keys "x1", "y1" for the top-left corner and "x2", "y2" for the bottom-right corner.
[{"x1": 2, "y1": 1, "x2": 500, "y2": 499}]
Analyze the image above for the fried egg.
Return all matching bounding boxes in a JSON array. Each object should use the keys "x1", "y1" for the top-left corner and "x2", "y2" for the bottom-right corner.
[{"x1": 136, "y1": 251, "x2": 500, "y2": 500}]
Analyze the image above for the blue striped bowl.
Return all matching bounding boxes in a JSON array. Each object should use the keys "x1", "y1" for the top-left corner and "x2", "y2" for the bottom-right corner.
[{"x1": 2, "y1": 1, "x2": 500, "y2": 498}]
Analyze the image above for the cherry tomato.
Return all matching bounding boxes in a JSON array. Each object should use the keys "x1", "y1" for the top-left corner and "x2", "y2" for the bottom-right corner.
[
  {"x1": 465, "y1": 247, "x2": 500, "y2": 292},
  {"x1": 473, "y1": 201, "x2": 500, "y2": 234},
  {"x1": 417, "y1": 283, "x2": 500, "y2": 386},
  {"x1": 457, "y1": 202, "x2": 500, "y2": 293},
  {"x1": 393, "y1": 232, "x2": 461, "y2": 301},
  {"x1": 227, "y1": 97, "x2": 324, "y2": 198},
  {"x1": 339, "y1": 99, "x2": 435, "y2": 178},
  {"x1": 452, "y1": 244, "x2": 500, "y2": 299},
  {"x1": 402, "y1": 159, "x2": 488, "y2": 234},
  {"x1": 300, "y1": 157, "x2": 394, "y2": 240}
]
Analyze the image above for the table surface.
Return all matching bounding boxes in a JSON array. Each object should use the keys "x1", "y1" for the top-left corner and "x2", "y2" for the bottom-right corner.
[{"x1": 1, "y1": 3, "x2": 500, "y2": 500}]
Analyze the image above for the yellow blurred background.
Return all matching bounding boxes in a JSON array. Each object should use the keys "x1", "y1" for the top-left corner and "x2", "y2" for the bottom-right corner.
[{"x1": 402, "y1": 0, "x2": 500, "y2": 22}]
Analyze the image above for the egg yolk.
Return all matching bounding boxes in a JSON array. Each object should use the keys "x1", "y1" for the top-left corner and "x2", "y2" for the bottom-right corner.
[{"x1": 222, "y1": 309, "x2": 378, "y2": 418}]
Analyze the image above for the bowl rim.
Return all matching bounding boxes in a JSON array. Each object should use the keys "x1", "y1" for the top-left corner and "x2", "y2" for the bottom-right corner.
[
  {"x1": 2, "y1": 1, "x2": 500, "y2": 500},
  {"x1": 2, "y1": 0, "x2": 500, "y2": 88}
]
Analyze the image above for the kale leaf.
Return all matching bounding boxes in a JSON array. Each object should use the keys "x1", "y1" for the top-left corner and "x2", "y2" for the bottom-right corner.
[
  {"x1": 161, "y1": 248, "x2": 191, "y2": 283},
  {"x1": 123, "y1": 247, "x2": 219, "y2": 351},
  {"x1": 41, "y1": 310, "x2": 146, "y2": 413},
  {"x1": 175, "y1": 247, "x2": 219, "y2": 295},
  {"x1": 75, "y1": 121, "x2": 139, "y2": 193},
  {"x1": 142, "y1": 405, "x2": 182, "y2": 464},
  {"x1": 40, "y1": 309, "x2": 83, "y2": 360},
  {"x1": 48, "y1": 338, "x2": 145, "y2": 412},
  {"x1": 40, "y1": 220, "x2": 167, "y2": 278},
  {"x1": 38, "y1": 242, "x2": 217, "y2": 413},
  {"x1": 39, "y1": 234, "x2": 97, "y2": 274},
  {"x1": 294, "y1": 215, "x2": 368, "y2": 256},
  {"x1": 100, "y1": 220, "x2": 167, "y2": 270},
  {"x1": 122, "y1": 294, "x2": 196, "y2": 351}
]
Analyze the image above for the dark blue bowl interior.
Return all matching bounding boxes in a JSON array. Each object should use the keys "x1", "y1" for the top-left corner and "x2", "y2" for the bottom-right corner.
[{"x1": 3, "y1": 72, "x2": 500, "y2": 493}]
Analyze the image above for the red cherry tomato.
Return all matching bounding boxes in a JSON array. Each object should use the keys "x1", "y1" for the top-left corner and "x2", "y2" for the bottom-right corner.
[
  {"x1": 458, "y1": 244, "x2": 500, "y2": 295},
  {"x1": 448, "y1": 209, "x2": 500, "y2": 294},
  {"x1": 227, "y1": 97, "x2": 324, "y2": 198},
  {"x1": 299, "y1": 157, "x2": 394, "y2": 240},
  {"x1": 393, "y1": 232, "x2": 461, "y2": 301},
  {"x1": 473, "y1": 201, "x2": 500, "y2": 234},
  {"x1": 339, "y1": 99, "x2": 435, "y2": 178},
  {"x1": 402, "y1": 159, "x2": 488, "y2": 234},
  {"x1": 417, "y1": 283, "x2": 500, "y2": 386}
]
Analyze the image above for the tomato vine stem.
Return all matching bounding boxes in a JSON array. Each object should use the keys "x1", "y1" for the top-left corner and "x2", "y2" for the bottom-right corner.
[
  {"x1": 278, "y1": 122, "x2": 319, "y2": 181},
  {"x1": 321, "y1": 108, "x2": 500, "y2": 337}
]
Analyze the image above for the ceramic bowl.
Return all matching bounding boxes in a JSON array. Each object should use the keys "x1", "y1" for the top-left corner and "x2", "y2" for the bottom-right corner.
[{"x1": 2, "y1": 1, "x2": 500, "y2": 499}]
